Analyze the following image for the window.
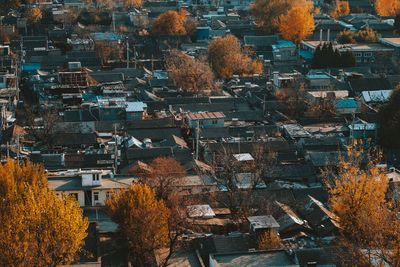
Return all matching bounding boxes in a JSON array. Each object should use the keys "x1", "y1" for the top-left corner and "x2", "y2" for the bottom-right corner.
[
  {"x1": 93, "y1": 174, "x2": 100, "y2": 181},
  {"x1": 212, "y1": 119, "x2": 218, "y2": 124},
  {"x1": 355, "y1": 52, "x2": 362, "y2": 57},
  {"x1": 106, "y1": 191, "x2": 110, "y2": 200},
  {"x1": 69, "y1": 193, "x2": 78, "y2": 200},
  {"x1": 364, "y1": 52, "x2": 372, "y2": 57},
  {"x1": 93, "y1": 192, "x2": 99, "y2": 201}
]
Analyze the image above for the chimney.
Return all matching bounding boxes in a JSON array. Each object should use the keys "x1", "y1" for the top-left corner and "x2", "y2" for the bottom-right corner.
[
  {"x1": 320, "y1": 29, "x2": 322, "y2": 43},
  {"x1": 327, "y1": 29, "x2": 330, "y2": 42}
]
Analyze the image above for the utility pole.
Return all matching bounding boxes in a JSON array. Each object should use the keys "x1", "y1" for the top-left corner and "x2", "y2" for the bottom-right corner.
[
  {"x1": 126, "y1": 38, "x2": 129, "y2": 69},
  {"x1": 16, "y1": 133, "x2": 20, "y2": 163},
  {"x1": 195, "y1": 120, "x2": 200, "y2": 160},
  {"x1": 113, "y1": 124, "x2": 118, "y2": 174}
]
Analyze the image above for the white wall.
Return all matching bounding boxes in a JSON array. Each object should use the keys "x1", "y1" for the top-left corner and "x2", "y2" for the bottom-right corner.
[{"x1": 81, "y1": 173, "x2": 102, "y2": 187}]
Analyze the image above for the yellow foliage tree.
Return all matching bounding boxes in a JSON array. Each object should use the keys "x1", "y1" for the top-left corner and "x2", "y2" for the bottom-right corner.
[
  {"x1": 120, "y1": 0, "x2": 142, "y2": 8},
  {"x1": 25, "y1": 7, "x2": 42, "y2": 25},
  {"x1": 330, "y1": 0, "x2": 350, "y2": 19},
  {"x1": 257, "y1": 231, "x2": 281, "y2": 250},
  {"x1": 375, "y1": 0, "x2": 400, "y2": 16},
  {"x1": 152, "y1": 9, "x2": 187, "y2": 37},
  {"x1": 208, "y1": 34, "x2": 263, "y2": 78},
  {"x1": 324, "y1": 144, "x2": 400, "y2": 265},
  {"x1": 276, "y1": 5, "x2": 315, "y2": 46},
  {"x1": 105, "y1": 183, "x2": 170, "y2": 266},
  {"x1": 251, "y1": 0, "x2": 314, "y2": 33},
  {"x1": 0, "y1": 160, "x2": 88, "y2": 266}
]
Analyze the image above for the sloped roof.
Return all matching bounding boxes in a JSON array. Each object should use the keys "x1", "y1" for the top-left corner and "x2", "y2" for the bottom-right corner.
[{"x1": 187, "y1": 112, "x2": 225, "y2": 120}]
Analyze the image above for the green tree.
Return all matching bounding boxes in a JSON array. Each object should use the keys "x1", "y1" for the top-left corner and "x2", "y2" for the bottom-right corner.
[
  {"x1": 379, "y1": 84, "x2": 400, "y2": 148},
  {"x1": 311, "y1": 43, "x2": 355, "y2": 69},
  {"x1": 0, "y1": 160, "x2": 89, "y2": 266}
]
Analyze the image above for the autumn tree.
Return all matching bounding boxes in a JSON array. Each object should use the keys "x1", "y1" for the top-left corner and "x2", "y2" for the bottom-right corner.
[
  {"x1": 330, "y1": 0, "x2": 350, "y2": 19},
  {"x1": 132, "y1": 157, "x2": 187, "y2": 201},
  {"x1": 323, "y1": 144, "x2": 400, "y2": 265},
  {"x1": 1, "y1": 0, "x2": 21, "y2": 15},
  {"x1": 375, "y1": 0, "x2": 400, "y2": 16},
  {"x1": 208, "y1": 34, "x2": 263, "y2": 78},
  {"x1": 276, "y1": 4, "x2": 315, "y2": 46},
  {"x1": 251, "y1": 0, "x2": 314, "y2": 34},
  {"x1": 120, "y1": 0, "x2": 142, "y2": 9},
  {"x1": 105, "y1": 183, "x2": 171, "y2": 266},
  {"x1": 151, "y1": 9, "x2": 187, "y2": 37},
  {"x1": 25, "y1": 7, "x2": 43, "y2": 25},
  {"x1": 257, "y1": 231, "x2": 281, "y2": 250},
  {"x1": 337, "y1": 26, "x2": 379, "y2": 43},
  {"x1": 166, "y1": 50, "x2": 217, "y2": 95},
  {"x1": 0, "y1": 160, "x2": 89, "y2": 266},
  {"x1": 95, "y1": 41, "x2": 116, "y2": 65},
  {"x1": 337, "y1": 29, "x2": 356, "y2": 44}
]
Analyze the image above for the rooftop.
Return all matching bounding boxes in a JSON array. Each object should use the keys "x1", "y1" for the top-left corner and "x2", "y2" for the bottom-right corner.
[
  {"x1": 187, "y1": 112, "x2": 225, "y2": 120},
  {"x1": 247, "y1": 215, "x2": 280, "y2": 230}
]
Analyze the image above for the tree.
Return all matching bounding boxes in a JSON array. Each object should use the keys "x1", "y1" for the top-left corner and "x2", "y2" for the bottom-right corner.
[
  {"x1": 251, "y1": 0, "x2": 291, "y2": 34},
  {"x1": 105, "y1": 183, "x2": 171, "y2": 266},
  {"x1": 132, "y1": 157, "x2": 187, "y2": 201},
  {"x1": 0, "y1": 160, "x2": 89, "y2": 266},
  {"x1": 330, "y1": 0, "x2": 350, "y2": 19},
  {"x1": 95, "y1": 41, "x2": 116, "y2": 65},
  {"x1": 25, "y1": 7, "x2": 43, "y2": 25},
  {"x1": 354, "y1": 25, "x2": 379, "y2": 43},
  {"x1": 120, "y1": 0, "x2": 142, "y2": 8},
  {"x1": 151, "y1": 9, "x2": 187, "y2": 37},
  {"x1": 323, "y1": 144, "x2": 400, "y2": 265},
  {"x1": 1, "y1": 0, "x2": 21, "y2": 16},
  {"x1": 395, "y1": 14, "x2": 400, "y2": 35},
  {"x1": 166, "y1": 50, "x2": 217, "y2": 95},
  {"x1": 375, "y1": 0, "x2": 400, "y2": 16},
  {"x1": 251, "y1": 0, "x2": 314, "y2": 34},
  {"x1": 257, "y1": 231, "x2": 281, "y2": 250},
  {"x1": 379, "y1": 84, "x2": 400, "y2": 148},
  {"x1": 208, "y1": 34, "x2": 263, "y2": 78},
  {"x1": 276, "y1": 5, "x2": 315, "y2": 46},
  {"x1": 311, "y1": 43, "x2": 355, "y2": 69},
  {"x1": 337, "y1": 29, "x2": 356, "y2": 44}
]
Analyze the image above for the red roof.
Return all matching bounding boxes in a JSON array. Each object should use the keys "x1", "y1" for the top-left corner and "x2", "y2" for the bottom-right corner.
[{"x1": 186, "y1": 112, "x2": 225, "y2": 120}]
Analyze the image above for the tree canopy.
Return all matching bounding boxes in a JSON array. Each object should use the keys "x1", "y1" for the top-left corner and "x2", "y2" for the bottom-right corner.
[
  {"x1": 105, "y1": 183, "x2": 171, "y2": 266},
  {"x1": 375, "y1": 0, "x2": 400, "y2": 16},
  {"x1": 276, "y1": 4, "x2": 315, "y2": 46},
  {"x1": 330, "y1": 0, "x2": 350, "y2": 19},
  {"x1": 378, "y1": 85, "x2": 400, "y2": 148},
  {"x1": 337, "y1": 26, "x2": 379, "y2": 44},
  {"x1": 151, "y1": 9, "x2": 187, "y2": 37},
  {"x1": 311, "y1": 42, "x2": 356, "y2": 69},
  {"x1": 208, "y1": 34, "x2": 263, "y2": 78},
  {"x1": 0, "y1": 160, "x2": 88, "y2": 266},
  {"x1": 166, "y1": 50, "x2": 217, "y2": 96},
  {"x1": 323, "y1": 144, "x2": 400, "y2": 265}
]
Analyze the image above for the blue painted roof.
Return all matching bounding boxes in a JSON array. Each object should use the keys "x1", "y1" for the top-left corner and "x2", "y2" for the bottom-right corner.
[
  {"x1": 298, "y1": 49, "x2": 314, "y2": 60},
  {"x1": 91, "y1": 33, "x2": 126, "y2": 41},
  {"x1": 82, "y1": 94, "x2": 101, "y2": 102},
  {"x1": 272, "y1": 40, "x2": 296, "y2": 49},
  {"x1": 306, "y1": 74, "x2": 330, "y2": 79},
  {"x1": 335, "y1": 98, "x2": 359, "y2": 109},
  {"x1": 23, "y1": 63, "x2": 41, "y2": 71}
]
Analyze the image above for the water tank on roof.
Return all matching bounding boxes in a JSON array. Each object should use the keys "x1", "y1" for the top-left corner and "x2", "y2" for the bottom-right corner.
[{"x1": 68, "y1": 62, "x2": 82, "y2": 71}]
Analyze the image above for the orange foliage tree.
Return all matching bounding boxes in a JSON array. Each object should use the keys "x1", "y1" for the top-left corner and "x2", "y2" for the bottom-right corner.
[
  {"x1": 105, "y1": 183, "x2": 171, "y2": 266},
  {"x1": 208, "y1": 34, "x2": 263, "y2": 78},
  {"x1": 257, "y1": 231, "x2": 281, "y2": 250},
  {"x1": 276, "y1": 4, "x2": 315, "y2": 46},
  {"x1": 0, "y1": 160, "x2": 88, "y2": 266},
  {"x1": 120, "y1": 0, "x2": 141, "y2": 8},
  {"x1": 375, "y1": 0, "x2": 400, "y2": 16},
  {"x1": 330, "y1": 0, "x2": 350, "y2": 19},
  {"x1": 166, "y1": 50, "x2": 217, "y2": 95},
  {"x1": 132, "y1": 157, "x2": 186, "y2": 200},
  {"x1": 151, "y1": 9, "x2": 187, "y2": 37},
  {"x1": 323, "y1": 144, "x2": 400, "y2": 265}
]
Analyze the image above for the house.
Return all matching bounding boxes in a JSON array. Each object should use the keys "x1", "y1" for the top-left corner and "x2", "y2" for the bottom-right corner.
[
  {"x1": 247, "y1": 215, "x2": 280, "y2": 236},
  {"x1": 361, "y1": 90, "x2": 392, "y2": 104},
  {"x1": 186, "y1": 112, "x2": 226, "y2": 128},
  {"x1": 348, "y1": 77, "x2": 393, "y2": 95},
  {"x1": 275, "y1": 201, "x2": 311, "y2": 239},
  {"x1": 334, "y1": 98, "x2": 360, "y2": 114},
  {"x1": 48, "y1": 170, "x2": 135, "y2": 207}
]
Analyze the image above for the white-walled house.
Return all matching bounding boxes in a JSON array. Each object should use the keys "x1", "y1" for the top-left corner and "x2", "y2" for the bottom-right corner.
[{"x1": 49, "y1": 170, "x2": 135, "y2": 207}]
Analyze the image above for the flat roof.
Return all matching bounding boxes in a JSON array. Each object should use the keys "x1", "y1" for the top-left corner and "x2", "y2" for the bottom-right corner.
[{"x1": 211, "y1": 251, "x2": 297, "y2": 267}]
